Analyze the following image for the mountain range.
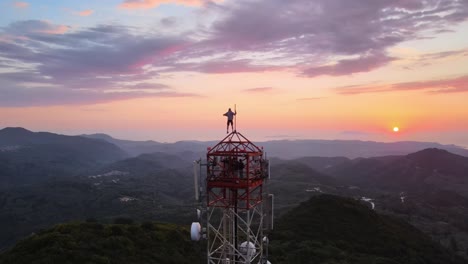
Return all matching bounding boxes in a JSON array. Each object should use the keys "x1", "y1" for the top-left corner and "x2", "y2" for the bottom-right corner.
[
  {"x1": 82, "y1": 130, "x2": 468, "y2": 158},
  {"x1": 290, "y1": 148, "x2": 468, "y2": 195},
  {"x1": 0, "y1": 128, "x2": 126, "y2": 188},
  {"x1": 1, "y1": 127, "x2": 468, "y2": 260}
]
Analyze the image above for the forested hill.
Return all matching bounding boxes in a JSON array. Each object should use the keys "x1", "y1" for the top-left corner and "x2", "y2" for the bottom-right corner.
[
  {"x1": 270, "y1": 194, "x2": 465, "y2": 264},
  {"x1": 1, "y1": 195, "x2": 464, "y2": 264},
  {"x1": 0, "y1": 221, "x2": 204, "y2": 264}
]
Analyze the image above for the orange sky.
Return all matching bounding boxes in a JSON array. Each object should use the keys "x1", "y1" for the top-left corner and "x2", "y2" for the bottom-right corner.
[{"x1": 0, "y1": 0, "x2": 467, "y2": 146}]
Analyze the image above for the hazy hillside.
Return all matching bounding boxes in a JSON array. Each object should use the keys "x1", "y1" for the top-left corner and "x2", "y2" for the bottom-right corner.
[
  {"x1": 0, "y1": 152, "x2": 197, "y2": 251},
  {"x1": 0, "y1": 128, "x2": 127, "y2": 187},
  {"x1": 270, "y1": 194, "x2": 465, "y2": 264},
  {"x1": 83, "y1": 132, "x2": 468, "y2": 158},
  {"x1": 262, "y1": 140, "x2": 468, "y2": 159},
  {"x1": 82, "y1": 133, "x2": 210, "y2": 158},
  {"x1": 269, "y1": 149, "x2": 468, "y2": 259},
  {"x1": 0, "y1": 222, "x2": 204, "y2": 264},
  {"x1": 268, "y1": 161, "x2": 341, "y2": 211},
  {"x1": 327, "y1": 148, "x2": 468, "y2": 195}
]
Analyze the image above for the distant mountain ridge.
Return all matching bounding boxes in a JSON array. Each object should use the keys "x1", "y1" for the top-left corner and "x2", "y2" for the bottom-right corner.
[
  {"x1": 82, "y1": 133, "x2": 212, "y2": 157},
  {"x1": 0, "y1": 127, "x2": 127, "y2": 187},
  {"x1": 323, "y1": 148, "x2": 468, "y2": 195},
  {"x1": 82, "y1": 132, "x2": 468, "y2": 158},
  {"x1": 0, "y1": 128, "x2": 126, "y2": 160}
]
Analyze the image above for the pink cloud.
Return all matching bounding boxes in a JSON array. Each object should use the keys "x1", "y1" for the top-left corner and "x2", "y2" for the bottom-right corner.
[
  {"x1": 302, "y1": 53, "x2": 394, "y2": 77},
  {"x1": 297, "y1": 97, "x2": 325, "y2": 101},
  {"x1": 38, "y1": 24, "x2": 69, "y2": 35},
  {"x1": 76, "y1": 10, "x2": 94, "y2": 16},
  {"x1": 161, "y1": 58, "x2": 282, "y2": 74},
  {"x1": 119, "y1": 0, "x2": 208, "y2": 9},
  {"x1": 243, "y1": 87, "x2": 274, "y2": 93},
  {"x1": 4, "y1": 20, "x2": 70, "y2": 35},
  {"x1": 335, "y1": 75, "x2": 468, "y2": 95},
  {"x1": 13, "y1": 1, "x2": 29, "y2": 8}
]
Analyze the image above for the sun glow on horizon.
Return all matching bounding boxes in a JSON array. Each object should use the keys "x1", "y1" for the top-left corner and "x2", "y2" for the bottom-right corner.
[{"x1": 393, "y1": 127, "x2": 399, "y2": 132}]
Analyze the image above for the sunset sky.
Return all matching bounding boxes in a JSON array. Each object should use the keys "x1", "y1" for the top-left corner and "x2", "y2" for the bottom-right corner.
[{"x1": 0, "y1": 0, "x2": 467, "y2": 146}]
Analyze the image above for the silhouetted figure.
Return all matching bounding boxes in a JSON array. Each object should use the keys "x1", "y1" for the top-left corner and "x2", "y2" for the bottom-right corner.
[
  {"x1": 223, "y1": 108, "x2": 236, "y2": 133},
  {"x1": 221, "y1": 157, "x2": 230, "y2": 176},
  {"x1": 237, "y1": 159, "x2": 245, "y2": 178}
]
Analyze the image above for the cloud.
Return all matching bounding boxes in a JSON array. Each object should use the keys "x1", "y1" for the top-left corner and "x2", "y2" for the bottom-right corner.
[
  {"x1": 187, "y1": 0, "x2": 468, "y2": 76},
  {"x1": 302, "y1": 52, "x2": 394, "y2": 77},
  {"x1": 76, "y1": 10, "x2": 94, "y2": 16},
  {"x1": 119, "y1": 0, "x2": 206, "y2": 9},
  {"x1": 335, "y1": 75, "x2": 468, "y2": 95},
  {"x1": 2, "y1": 1, "x2": 468, "y2": 108},
  {"x1": 13, "y1": 1, "x2": 29, "y2": 8},
  {"x1": 420, "y1": 49, "x2": 468, "y2": 60},
  {"x1": 0, "y1": 22, "x2": 185, "y2": 79},
  {"x1": 0, "y1": 83, "x2": 198, "y2": 107},
  {"x1": 0, "y1": 21, "x2": 195, "y2": 106},
  {"x1": 405, "y1": 48, "x2": 468, "y2": 68},
  {"x1": 296, "y1": 97, "x2": 324, "y2": 101},
  {"x1": 124, "y1": 82, "x2": 170, "y2": 90},
  {"x1": 160, "y1": 17, "x2": 177, "y2": 27},
  {"x1": 243, "y1": 87, "x2": 274, "y2": 93},
  {"x1": 4, "y1": 20, "x2": 69, "y2": 35},
  {"x1": 163, "y1": 58, "x2": 280, "y2": 73}
]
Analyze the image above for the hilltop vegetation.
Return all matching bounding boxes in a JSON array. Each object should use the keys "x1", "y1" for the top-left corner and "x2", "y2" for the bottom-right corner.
[
  {"x1": 1, "y1": 195, "x2": 463, "y2": 264},
  {"x1": 270, "y1": 195, "x2": 464, "y2": 264},
  {"x1": 0, "y1": 221, "x2": 204, "y2": 264}
]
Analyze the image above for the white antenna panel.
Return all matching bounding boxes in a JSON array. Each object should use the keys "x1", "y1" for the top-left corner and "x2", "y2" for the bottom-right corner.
[{"x1": 190, "y1": 222, "x2": 201, "y2": 241}]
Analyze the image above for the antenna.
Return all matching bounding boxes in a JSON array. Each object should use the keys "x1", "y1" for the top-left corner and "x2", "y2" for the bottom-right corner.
[
  {"x1": 193, "y1": 160, "x2": 200, "y2": 201},
  {"x1": 234, "y1": 104, "x2": 237, "y2": 132},
  {"x1": 190, "y1": 222, "x2": 201, "y2": 241}
]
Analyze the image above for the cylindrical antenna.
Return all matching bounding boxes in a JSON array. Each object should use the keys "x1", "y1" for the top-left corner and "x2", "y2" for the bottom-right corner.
[
  {"x1": 193, "y1": 160, "x2": 200, "y2": 201},
  {"x1": 234, "y1": 104, "x2": 237, "y2": 132}
]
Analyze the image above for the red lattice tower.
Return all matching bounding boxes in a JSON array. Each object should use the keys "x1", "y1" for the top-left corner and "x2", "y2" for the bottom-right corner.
[
  {"x1": 207, "y1": 131, "x2": 267, "y2": 210},
  {"x1": 193, "y1": 130, "x2": 272, "y2": 264}
]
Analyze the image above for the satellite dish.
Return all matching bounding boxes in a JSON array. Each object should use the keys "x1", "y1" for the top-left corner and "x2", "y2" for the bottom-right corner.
[
  {"x1": 190, "y1": 222, "x2": 201, "y2": 241},
  {"x1": 239, "y1": 241, "x2": 256, "y2": 260}
]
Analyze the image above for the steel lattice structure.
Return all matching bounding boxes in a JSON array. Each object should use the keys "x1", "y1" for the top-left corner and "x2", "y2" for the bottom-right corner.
[{"x1": 203, "y1": 131, "x2": 270, "y2": 264}]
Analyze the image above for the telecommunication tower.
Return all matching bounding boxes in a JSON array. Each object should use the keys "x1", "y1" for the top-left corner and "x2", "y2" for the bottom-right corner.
[{"x1": 191, "y1": 129, "x2": 273, "y2": 264}]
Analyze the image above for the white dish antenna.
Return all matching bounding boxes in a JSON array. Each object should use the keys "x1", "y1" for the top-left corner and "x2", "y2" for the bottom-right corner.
[
  {"x1": 240, "y1": 241, "x2": 256, "y2": 261},
  {"x1": 190, "y1": 222, "x2": 202, "y2": 241}
]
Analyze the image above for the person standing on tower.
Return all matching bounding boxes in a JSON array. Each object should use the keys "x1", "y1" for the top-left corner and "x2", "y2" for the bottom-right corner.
[{"x1": 223, "y1": 108, "x2": 236, "y2": 133}]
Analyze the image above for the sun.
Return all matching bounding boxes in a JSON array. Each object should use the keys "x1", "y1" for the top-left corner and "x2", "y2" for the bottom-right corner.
[{"x1": 393, "y1": 127, "x2": 399, "y2": 132}]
